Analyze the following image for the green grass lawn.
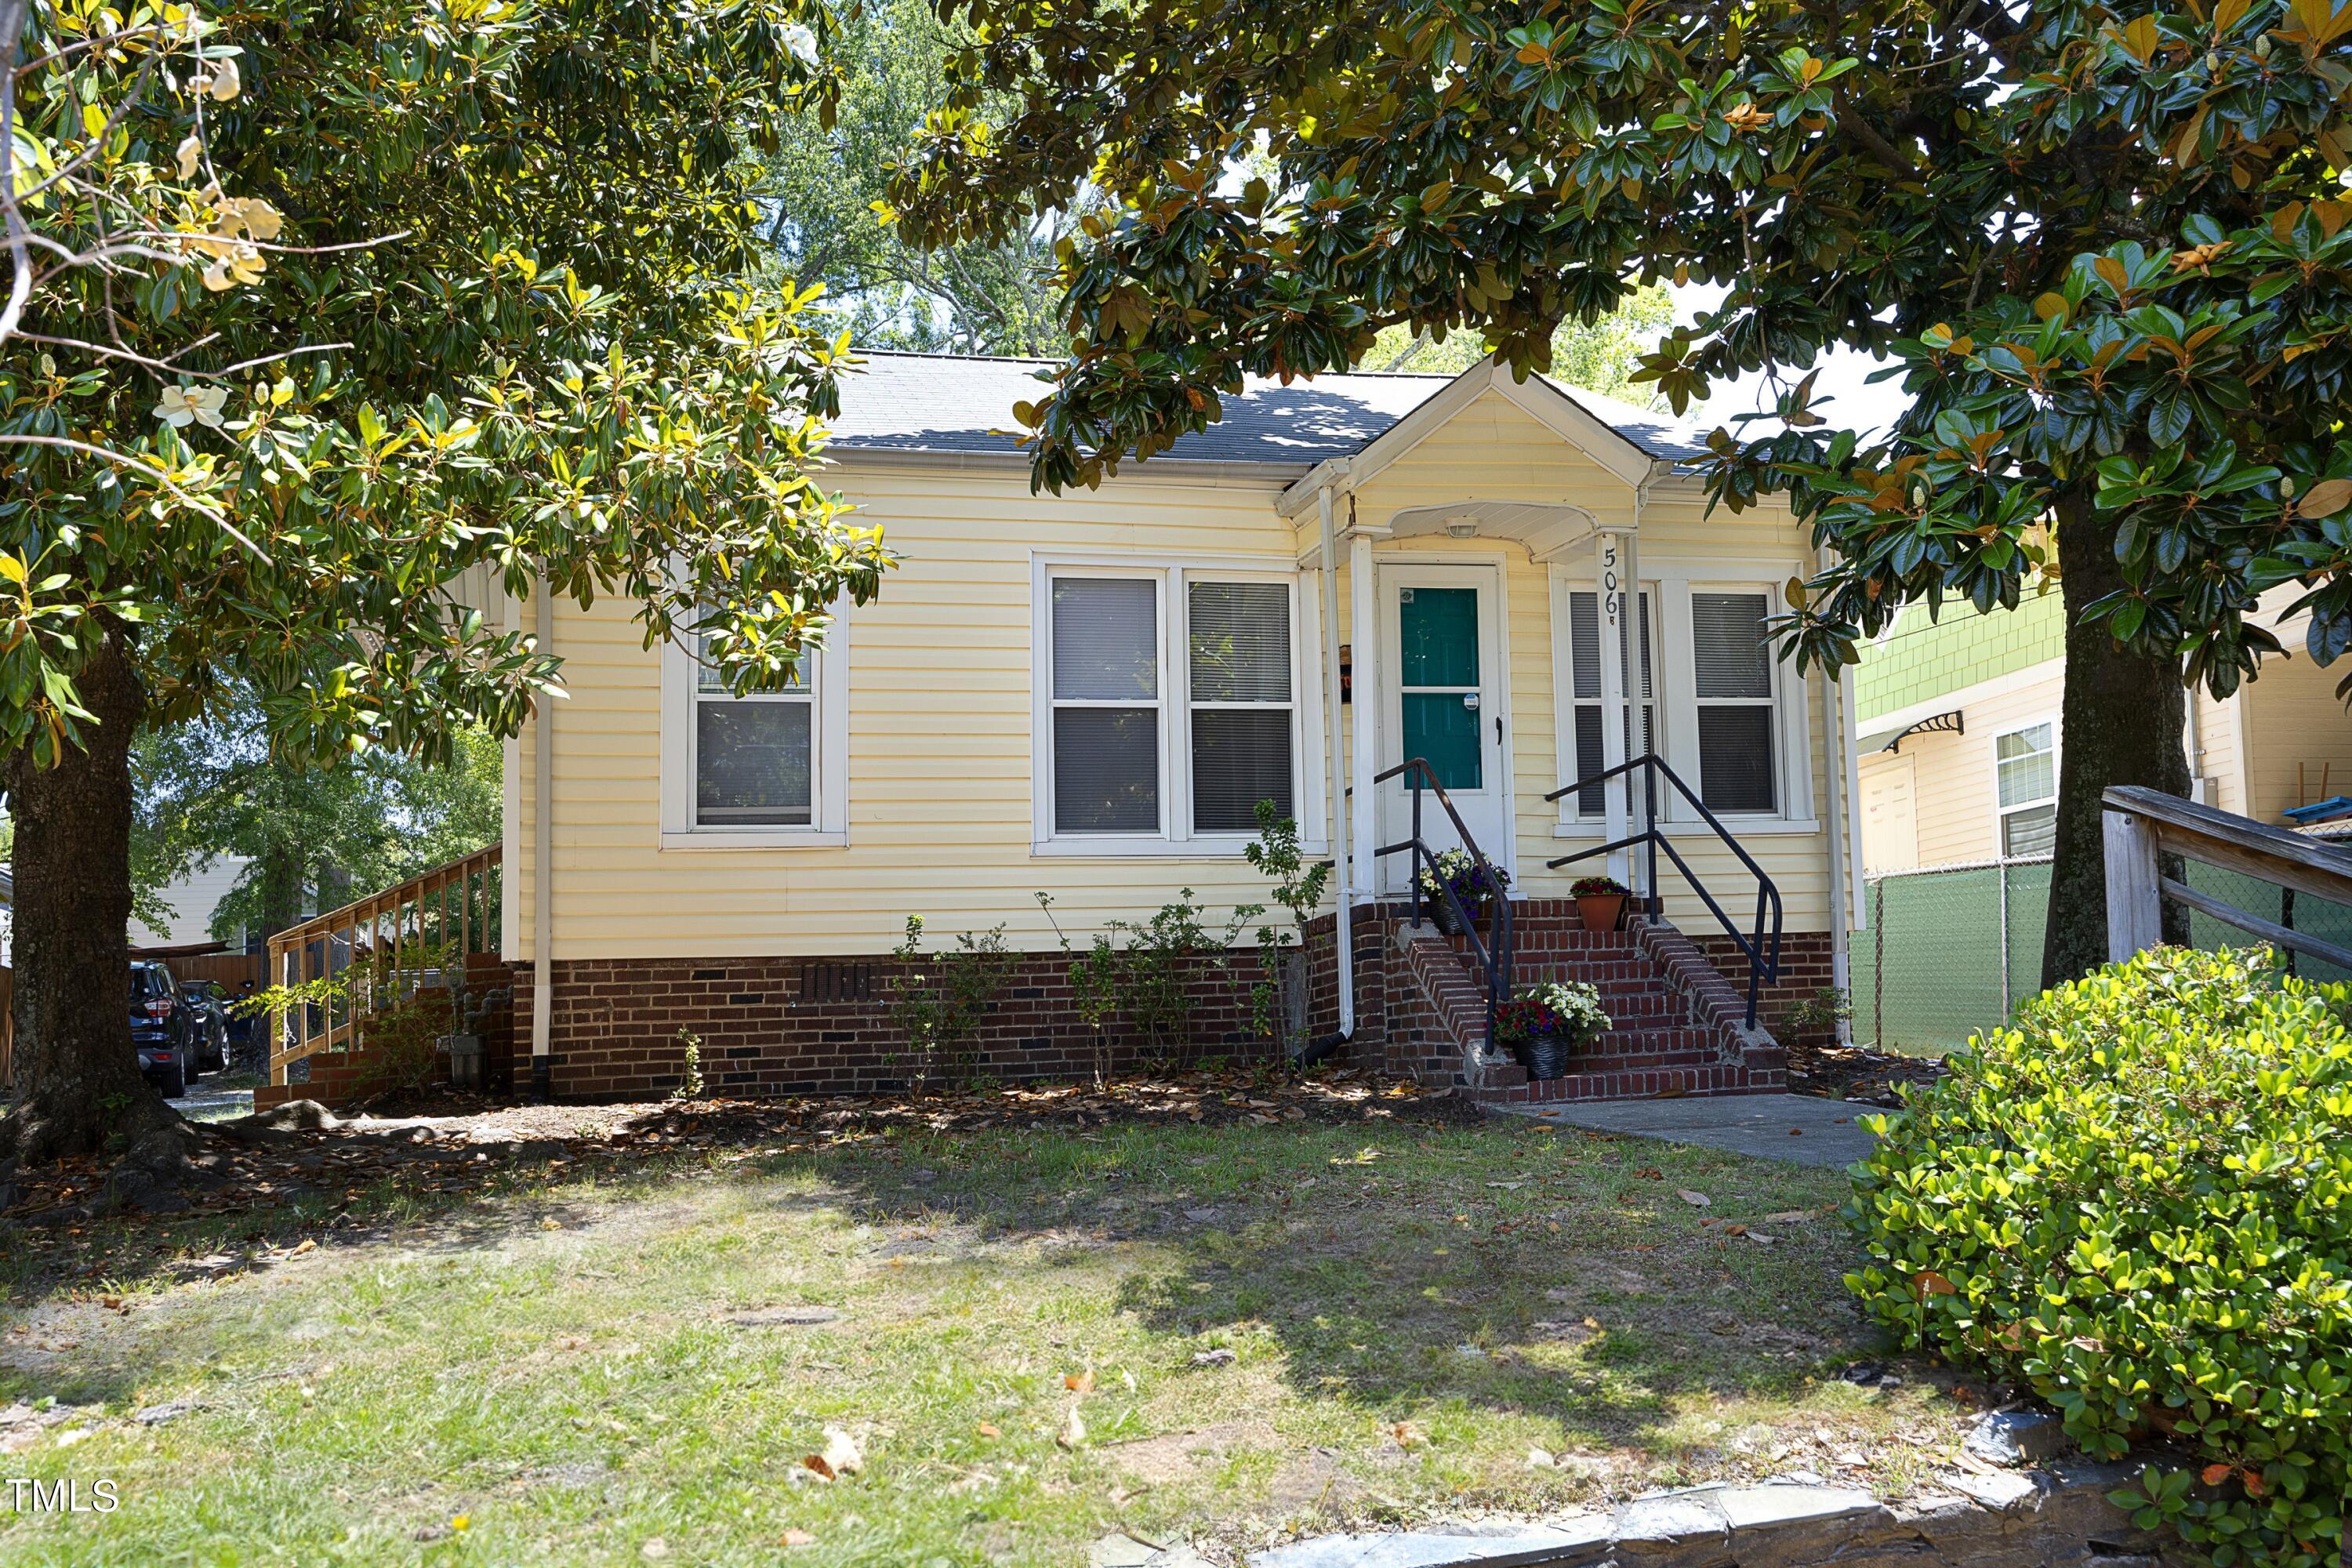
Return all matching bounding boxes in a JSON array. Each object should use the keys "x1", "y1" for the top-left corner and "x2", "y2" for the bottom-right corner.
[{"x1": 0, "y1": 1105, "x2": 1975, "y2": 1566}]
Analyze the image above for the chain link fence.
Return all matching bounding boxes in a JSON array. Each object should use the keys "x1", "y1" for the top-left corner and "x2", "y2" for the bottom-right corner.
[{"x1": 1855, "y1": 855, "x2": 2352, "y2": 1054}]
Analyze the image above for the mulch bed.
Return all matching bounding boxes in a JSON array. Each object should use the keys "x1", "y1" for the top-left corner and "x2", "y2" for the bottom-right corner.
[
  {"x1": 1, "y1": 1069, "x2": 1472, "y2": 1228},
  {"x1": 1782, "y1": 1036, "x2": 1943, "y2": 1106}
]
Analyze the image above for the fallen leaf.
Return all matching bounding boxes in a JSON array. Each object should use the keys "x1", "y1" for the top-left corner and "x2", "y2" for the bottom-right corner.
[
  {"x1": 1191, "y1": 1348, "x2": 1236, "y2": 1367},
  {"x1": 2202, "y1": 1463, "x2": 2233, "y2": 1486},
  {"x1": 290, "y1": 1238, "x2": 318, "y2": 1256},
  {"x1": 1749, "y1": 1231, "x2": 1777, "y2": 1246},
  {"x1": 977, "y1": 1421, "x2": 1000, "y2": 1439},
  {"x1": 1057, "y1": 1404, "x2": 1087, "y2": 1450},
  {"x1": 782, "y1": 1529, "x2": 816, "y2": 1547},
  {"x1": 1725, "y1": 1223, "x2": 1748, "y2": 1237},
  {"x1": 1391, "y1": 1421, "x2": 1422, "y2": 1449},
  {"x1": 1526, "y1": 1446, "x2": 1555, "y2": 1468},
  {"x1": 641, "y1": 1538, "x2": 670, "y2": 1560},
  {"x1": 1677, "y1": 1190, "x2": 1711, "y2": 1207},
  {"x1": 1064, "y1": 1368, "x2": 1095, "y2": 1396}
]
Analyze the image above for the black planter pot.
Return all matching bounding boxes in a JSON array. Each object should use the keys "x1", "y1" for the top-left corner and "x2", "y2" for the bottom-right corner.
[
  {"x1": 1510, "y1": 1033, "x2": 1575, "y2": 1082},
  {"x1": 1424, "y1": 894, "x2": 1486, "y2": 936}
]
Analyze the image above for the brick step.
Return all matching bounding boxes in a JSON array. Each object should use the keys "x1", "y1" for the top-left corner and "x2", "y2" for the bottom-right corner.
[{"x1": 1483, "y1": 1063, "x2": 1788, "y2": 1105}]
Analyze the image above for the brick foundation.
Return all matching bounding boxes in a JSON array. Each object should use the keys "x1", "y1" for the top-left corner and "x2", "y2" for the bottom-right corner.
[
  {"x1": 262, "y1": 905, "x2": 1830, "y2": 1111},
  {"x1": 1688, "y1": 929, "x2": 1841, "y2": 1044}
]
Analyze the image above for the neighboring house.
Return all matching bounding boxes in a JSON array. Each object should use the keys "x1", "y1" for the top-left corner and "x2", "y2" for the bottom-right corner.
[
  {"x1": 133, "y1": 855, "x2": 254, "y2": 951},
  {"x1": 412, "y1": 354, "x2": 1867, "y2": 1109},
  {"x1": 1855, "y1": 587, "x2": 2352, "y2": 874},
  {"x1": 1849, "y1": 583, "x2": 2352, "y2": 1053}
]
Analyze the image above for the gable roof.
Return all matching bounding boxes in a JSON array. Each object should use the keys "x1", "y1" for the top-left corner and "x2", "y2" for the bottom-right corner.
[{"x1": 826, "y1": 351, "x2": 1706, "y2": 474}]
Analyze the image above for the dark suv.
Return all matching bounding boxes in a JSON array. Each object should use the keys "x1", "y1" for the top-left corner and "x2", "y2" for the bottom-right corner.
[
  {"x1": 180, "y1": 979, "x2": 233, "y2": 1073},
  {"x1": 131, "y1": 961, "x2": 198, "y2": 1098}
]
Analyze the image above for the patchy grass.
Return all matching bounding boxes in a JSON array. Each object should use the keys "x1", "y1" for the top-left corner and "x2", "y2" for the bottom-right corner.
[{"x1": 1, "y1": 1102, "x2": 1980, "y2": 1566}]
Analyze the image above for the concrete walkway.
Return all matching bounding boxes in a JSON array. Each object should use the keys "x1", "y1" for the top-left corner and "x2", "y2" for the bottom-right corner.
[{"x1": 1497, "y1": 1092, "x2": 1884, "y2": 1168}]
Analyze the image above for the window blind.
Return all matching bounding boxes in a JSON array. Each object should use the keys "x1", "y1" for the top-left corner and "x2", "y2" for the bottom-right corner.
[{"x1": 1052, "y1": 578, "x2": 1159, "y2": 700}]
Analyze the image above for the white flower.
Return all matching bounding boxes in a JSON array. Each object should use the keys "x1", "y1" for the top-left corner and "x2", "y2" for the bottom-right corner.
[
  {"x1": 176, "y1": 134, "x2": 202, "y2": 181},
  {"x1": 781, "y1": 22, "x2": 818, "y2": 67},
  {"x1": 154, "y1": 384, "x2": 228, "y2": 429},
  {"x1": 207, "y1": 56, "x2": 241, "y2": 100}
]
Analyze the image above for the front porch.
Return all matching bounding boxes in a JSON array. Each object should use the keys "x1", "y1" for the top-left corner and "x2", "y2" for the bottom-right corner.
[{"x1": 1279, "y1": 364, "x2": 1860, "y2": 1101}]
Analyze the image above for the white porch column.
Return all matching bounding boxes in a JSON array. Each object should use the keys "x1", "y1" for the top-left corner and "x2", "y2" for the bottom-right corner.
[
  {"x1": 1595, "y1": 528, "x2": 1631, "y2": 884},
  {"x1": 1349, "y1": 528, "x2": 1380, "y2": 902},
  {"x1": 1620, "y1": 521, "x2": 1650, "y2": 902}
]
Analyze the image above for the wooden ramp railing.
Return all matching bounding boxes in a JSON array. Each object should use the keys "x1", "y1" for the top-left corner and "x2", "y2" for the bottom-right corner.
[
  {"x1": 2103, "y1": 786, "x2": 2352, "y2": 970},
  {"x1": 267, "y1": 844, "x2": 501, "y2": 1087}
]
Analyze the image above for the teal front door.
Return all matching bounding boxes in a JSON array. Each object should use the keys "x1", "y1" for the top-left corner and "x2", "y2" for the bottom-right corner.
[{"x1": 1379, "y1": 564, "x2": 1509, "y2": 893}]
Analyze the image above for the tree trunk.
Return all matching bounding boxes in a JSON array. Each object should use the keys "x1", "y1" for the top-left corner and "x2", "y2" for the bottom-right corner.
[
  {"x1": 2041, "y1": 495, "x2": 2194, "y2": 989},
  {"x1": 1, "y1": 627, "x2": 176, "y2": 1167}
]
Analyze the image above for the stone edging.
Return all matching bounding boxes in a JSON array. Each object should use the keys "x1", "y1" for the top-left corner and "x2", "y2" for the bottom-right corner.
[{"x1": 1247, "y1": 1458, "x2": 2186, "y2": 1568}]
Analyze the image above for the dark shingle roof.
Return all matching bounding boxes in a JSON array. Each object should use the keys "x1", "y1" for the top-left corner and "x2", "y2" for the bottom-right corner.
[{"x1": 826, "y1": 351, "x2": 1705, "y2": 469}]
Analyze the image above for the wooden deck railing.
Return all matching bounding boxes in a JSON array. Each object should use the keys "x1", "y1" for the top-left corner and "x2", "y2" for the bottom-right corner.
[
  {"x1": 266, "y1": 844, "x2": 501, "y2": 1086},
  {"x1": 2103, "y1": 786, "x2": 2352, "y2": 971}
]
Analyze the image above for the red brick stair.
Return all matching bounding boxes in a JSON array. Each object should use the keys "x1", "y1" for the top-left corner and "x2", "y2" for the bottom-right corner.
[{"x1": 1384, "y1": 912, "x2": 1787, "y2": 1105}]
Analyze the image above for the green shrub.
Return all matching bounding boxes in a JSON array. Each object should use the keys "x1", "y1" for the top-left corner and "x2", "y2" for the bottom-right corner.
[{"x1": 1846, "y1": 946, "x2": 2352, "y2": 1568}]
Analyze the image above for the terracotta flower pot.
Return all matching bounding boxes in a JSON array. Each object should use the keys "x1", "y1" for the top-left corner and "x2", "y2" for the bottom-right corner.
[{"x1": 1576, "y1": 893, "x2": 1627, "y2": 933}]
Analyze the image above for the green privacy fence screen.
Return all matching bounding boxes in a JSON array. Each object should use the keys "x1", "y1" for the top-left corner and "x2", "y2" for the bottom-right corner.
[{"x1": 1853, "y1": 855, "x2": 2352, "y2": 1054}]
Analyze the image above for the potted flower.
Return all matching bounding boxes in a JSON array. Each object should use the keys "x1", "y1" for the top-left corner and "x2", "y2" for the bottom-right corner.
[
  {"x1": 1494, "y1": 979, "x2": 1611, "y2": 1081},
  {"x1": 1570, "y1": 874, "x2": 1632, "y2": 933},
  {"x1": 1417, "y1": 848, "x2": 1511, "y2": 935}
]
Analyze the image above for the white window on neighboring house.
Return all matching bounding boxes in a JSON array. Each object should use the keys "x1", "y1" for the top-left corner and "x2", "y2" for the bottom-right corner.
[
  {"x1": 659, "y1": 604, "x2": 850, "y2": 848},
  {"x1": 1996, "y1": 720, "x2": 2059, "y2": 856},
  {"x1": 1035, "y1": 562, "x2": 1314, "y2": 852},
  {"x1": 1689, "y1": 590, "x2": 1779, "y2": 815},
  {"x1": 1048, "y1": 574, "x2": 1165, "y2": 835}
]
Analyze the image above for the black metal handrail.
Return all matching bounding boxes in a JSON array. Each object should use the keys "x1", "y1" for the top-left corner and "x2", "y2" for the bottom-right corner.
[
  {"x1": 1372, "y1": 758, "x2": 1515, "y2": 1051},
  {"x1": 1544, "y1": 753, "x2": 1783, "y2": 1029}
]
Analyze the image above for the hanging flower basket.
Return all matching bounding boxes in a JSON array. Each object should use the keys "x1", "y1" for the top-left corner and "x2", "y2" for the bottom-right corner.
[
  {"x1": 1494, "y1": 980, "x2": 1612, "y2": 1082},
  {"x1": 1570, "y1": 875, "x2": 1632, "y2": 932}
]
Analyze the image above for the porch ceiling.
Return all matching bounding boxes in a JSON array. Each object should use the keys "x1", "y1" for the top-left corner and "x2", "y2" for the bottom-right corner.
[{"x1": 1385, "y1": 499, "x2": 1601, "y2": 563}]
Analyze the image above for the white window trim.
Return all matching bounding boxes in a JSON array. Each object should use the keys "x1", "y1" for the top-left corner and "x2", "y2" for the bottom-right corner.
[
  {"x1": 1029, "y1": 552, "x2": 1326, "y2": 858},
  {"x1": 1993, "y1": 713, "x2": 2061, "y2": 858},
  {"x1": 1549, "y1": 561, "x2": 1817, "y2": 837},
  {"x1": 658, "y1": 605, "x2": 850, "y2": 850}
]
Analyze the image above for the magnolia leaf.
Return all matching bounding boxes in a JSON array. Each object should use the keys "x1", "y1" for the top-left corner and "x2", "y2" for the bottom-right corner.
[{"x1": 2298, "y1": 478, "x2": 2352, "y2": 520}]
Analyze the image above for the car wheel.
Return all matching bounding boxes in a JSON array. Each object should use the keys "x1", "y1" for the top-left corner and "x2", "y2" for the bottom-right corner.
[
  {"x1": 209, "y1": 1026, "x2": 229, "y2": 1073},
  {"x1": 158, "y1": 1048, "x2": 187, "y2": 1099},
  {"x1": 184, "y1": 1038, "x2": 202, "y2": 1084}
]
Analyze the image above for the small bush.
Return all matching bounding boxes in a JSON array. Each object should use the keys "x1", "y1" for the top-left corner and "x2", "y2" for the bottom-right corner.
[{"x1": 1846, "y1": 946, "x2": 2351, "y2": 1568}]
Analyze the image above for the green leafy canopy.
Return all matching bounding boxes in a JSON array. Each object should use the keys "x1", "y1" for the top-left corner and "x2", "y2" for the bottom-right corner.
[
  {"x1": 887, "y1": 0, "x2": 2352, "y2": 697},
  {"x1": 4, "y1": 0, "x2": 892, "y2": 769}
]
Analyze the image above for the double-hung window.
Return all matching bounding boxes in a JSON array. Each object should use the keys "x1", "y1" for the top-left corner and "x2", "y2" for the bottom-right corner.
[
  {"x1": 1995, "y1": 720, "x2": 2058, "y2": 856},
  {"x1": 1568, "y1": 588, "x2": 1654, "y2": 817},
  {"x1": 1689, "y1": 590, "x2": 1779, "y2": 815},
  {"x1": 1049, "y1": 575, "x2": 1166, "y2": 834},
  {"x1": 1040, "y1": 564, "x2": 1303, "y2": 848},
  {"x1": 1185, "y1": 581, "x2": 1295, "y2": 831},
  {"x1": 659, "y1": 604, "x2": 849, "y2": 848},
  {"x1": 693, "y1": 630, "x2": 815, "y2": 827}
]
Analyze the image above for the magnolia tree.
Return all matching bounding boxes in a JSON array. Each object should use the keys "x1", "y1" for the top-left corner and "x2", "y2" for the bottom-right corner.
[
  {"x1": 888, "y1": 0, "x2": 2352, "y2": 988},
  {"x1": 0, "y1": 0, "x2": 888, "y2": 1177}
]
